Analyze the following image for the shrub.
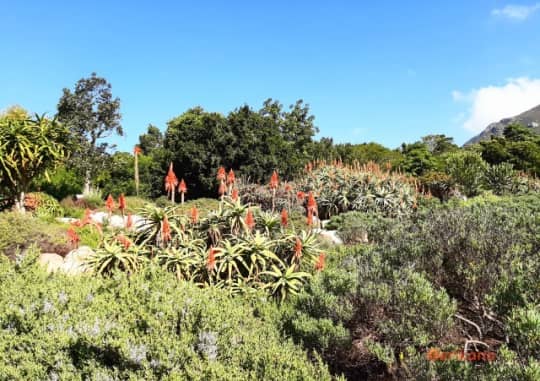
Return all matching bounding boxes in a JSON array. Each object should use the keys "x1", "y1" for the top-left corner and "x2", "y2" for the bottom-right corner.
[
  {"x1": 444, "y1": 151, "x2": 487, "y2": 197},
  {"x1": 298, "y1": 163, "x2": 418, "y2": 219},
  {"x1": 0, "y1": 212, "x2": 71, "y2": 258},
  {"x1": 325, "y1": 211, "x2": 395, "y2": 244},
  {"x1": 483, "y1": 162, "x2": 515, "y2": 195},
  {"x1": 24, "y1": 192, "x2": 64, "y2": 218},
  {"x1": 0, "y1": 258, "x2": 333, "y2": 380}
]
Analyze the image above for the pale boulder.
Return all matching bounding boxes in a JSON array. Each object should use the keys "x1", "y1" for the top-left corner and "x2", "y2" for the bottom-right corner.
[{"x1": 38, "y1": 253, "x2": 65, "y2": 273}]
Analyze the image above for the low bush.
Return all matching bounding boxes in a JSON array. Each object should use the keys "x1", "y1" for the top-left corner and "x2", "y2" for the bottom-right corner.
[
  {"x1": 0, "y1": 255, "x2": 334, "y2": 380},
  {"x1": 0, "y1": 212, "x2": 72, "y2": 258}
]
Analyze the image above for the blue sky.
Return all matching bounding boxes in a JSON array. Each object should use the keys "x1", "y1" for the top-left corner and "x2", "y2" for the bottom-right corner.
[{"x1": 2, "y1": 1, "x2": 540, "y2": 150}]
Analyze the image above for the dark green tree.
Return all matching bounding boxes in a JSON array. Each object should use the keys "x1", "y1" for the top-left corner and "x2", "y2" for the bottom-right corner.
[{"x1": 57, "y1": 73, "x2": 122, "y2": 194}]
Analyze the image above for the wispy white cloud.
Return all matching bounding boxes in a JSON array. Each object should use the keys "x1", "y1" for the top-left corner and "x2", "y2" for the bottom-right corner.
[
  {"x1": 491, "y1": 3, "x2": 540, "y2": 20},
  {"x1": 453, "y1": 77, "x2": 540, "y2": 133}
]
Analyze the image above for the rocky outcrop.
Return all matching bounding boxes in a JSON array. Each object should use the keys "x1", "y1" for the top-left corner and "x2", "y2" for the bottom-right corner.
[{"x1": 38, "y1": 246, "x2": 95, "y2": 275}]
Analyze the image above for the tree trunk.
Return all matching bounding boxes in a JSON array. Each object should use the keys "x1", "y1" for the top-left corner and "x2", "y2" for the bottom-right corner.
[
  {"x1": 15, "y1": 191, "x2": 26, "y2": 213},
  {"x1": 83, "y1": 170, "x2": 92, "y2": 195}
]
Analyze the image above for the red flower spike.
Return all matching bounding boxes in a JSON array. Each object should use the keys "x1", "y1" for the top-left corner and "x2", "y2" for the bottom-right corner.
[
  {"x1": 315, "y1": 253, "x2": 326, "y2": 272},
  {"x1": 296, "y1": 191, "x2": 305, "y2": 200},
  {"x1": 307, "y1": 192, "x2": 317, "y2": 213},
  {"x1": 294, "y1": 237, "x2": 302, "y2": 259},
  {"x1": 116, "y1": 234, "x2": 131, "y2": 250},
  {"x1": 218, "y1": 181, "x2": 227, "y2": 196},
  {"x1": 280, "y1": 209, "x2": 288, "y2": 227},
  {"x1": 118, "y1": 193, "x2": 126, "y2": 211},
  {"x1": 284, "y1": 183, "x2": 292, "y2": 193},
  {"x1": 178, "y1": 179, "x2": 187, "y2": 194},
  {"x1": 105, "y1": 194, "x2": 115, "y2": 212},
  {"x1": 161, "y1": 215, "x2": 171, "y2": 243},
  {"x1": 226, "y1": 169, "x2": 236, "y2": 185},
  {"x1": 231, "y1": 188, "x2": 239, "y2": 201},
  {"x1": 269, "y1": 170, "x2": 279, "y2": 190},
  {"x1": 67, "y1": 227, "x2": 80, "y2": 247},
  {"x1": 307, "y1": 209, "x2": 313, "y2": 227},
  {"x1": 190, "y1": 207, "x2": 199, "y2": 224},
  {"x1": 217, "y1": 166, "x2": 226, "y2": 182},
  {"x1": 164, "y1": 162, "x2": 179, "y2": 194},
  {"x1": 126, "y1": 213, "x2": 133, "y2": 229},
  {"x1": 245, "y1": 208, "x2": 255, "y2": 231},
  {"x1": 206, "y1": 246, "x2": 216, "y2": 272},
  {"x1": 133, "y1": 145, "x2": 142, "y2": 155}
]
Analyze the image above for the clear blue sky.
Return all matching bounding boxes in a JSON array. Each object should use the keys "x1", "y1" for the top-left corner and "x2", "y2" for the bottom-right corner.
[{"x1": 2, "y1": 1, "x2": 540, "y2": 150}]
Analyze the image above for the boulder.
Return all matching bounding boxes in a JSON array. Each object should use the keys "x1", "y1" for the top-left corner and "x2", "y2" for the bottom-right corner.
[
  {"x1": 63, "y1": 246, "x2": 94, "y2": 275},
  {"x1": 38, "y1": 253, "x2": 64, "y2": 273}
]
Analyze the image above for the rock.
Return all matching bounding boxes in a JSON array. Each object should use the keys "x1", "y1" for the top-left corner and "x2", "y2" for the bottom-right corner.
[
  {"x1": 63, "y1": 246, "x2": 94, "y2": 275},
  {"x1": 90, "y1": 212, "x2": 108, "y2": 225},
  {"x1": 313, "y1": 229, "x2": 344, "y2": 245},
  {"x1": 38, "y1": 253, "x2": 65, "y2": 273},
  {"x1": 109, "y1": 215, "x2": 125, "y2": 228},
  {"x1": 56, "y1": 217, "x2": 79, "y2": 224}
]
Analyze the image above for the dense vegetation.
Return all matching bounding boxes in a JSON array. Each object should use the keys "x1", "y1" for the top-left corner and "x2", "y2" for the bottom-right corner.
[{"x1": 2, "y1": 73, "x2": 540, "y2": 380}]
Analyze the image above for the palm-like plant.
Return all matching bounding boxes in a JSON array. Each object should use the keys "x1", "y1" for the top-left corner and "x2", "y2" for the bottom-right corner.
[
  {"x1": 240, "y1": 231, "x2": 280, "y2": 278},
  {"x1": 85, "y1": 238, "x2": 147, "y2": 275},
  {"x1": 137, "y1": 205, "x2": 181, "y2": 246},
  {"x1": 214, "y1": 239, "x2": 250, "y2": 283},
  {"x1": 156, "y1": 239, "x2": 205, "y2": 280},
  {"x1": 262, "y1": 261, "x2": 311, "y2": 301}
]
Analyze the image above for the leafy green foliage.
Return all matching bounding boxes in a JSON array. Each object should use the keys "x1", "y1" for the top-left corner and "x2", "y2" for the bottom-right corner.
[
  {"x1": 0, "y1": 109, "x2": 67, "y2": 209},
  {"x1": 0, "y1": 257, "x2": 333, "y2": 380},
  {"x1": 444, "y1": 150, "x2": 487, "y2": 197}
]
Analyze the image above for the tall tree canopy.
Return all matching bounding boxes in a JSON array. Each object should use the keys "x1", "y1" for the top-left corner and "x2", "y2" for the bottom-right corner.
[
  {"x1": 57, "y1": 73, "x2": 122, "y2": 193},
  {"x1": 162, "y1": 99, "x2": 318, "y2": 197}
]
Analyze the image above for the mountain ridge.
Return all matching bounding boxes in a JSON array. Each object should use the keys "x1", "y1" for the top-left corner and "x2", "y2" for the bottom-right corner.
[{"x1": 464, "y1": 104, "x2": 540, "y2": 145}]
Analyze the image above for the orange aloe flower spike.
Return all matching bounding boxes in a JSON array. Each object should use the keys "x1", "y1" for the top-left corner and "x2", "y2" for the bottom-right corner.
[
  {"x1": 269, "y1": 170, "x2": 279, "y2": 189},
  {"x1": 161, "y1": 215, "x2": 171, "y2": 243},
  {"x1": 307, "y1": 192, "x2": 317, "y2": 213},
  {"x1": 178, "y1": 179, "x2": 187, "y2": 194},
  {"x1": 105, "y1": 194, "x2": 115, "y2": 212},
  {"x1": 315, "y1": 253, "x2": 326, "y2": 271},
  {"x1": 231, "y1": 188, "x2": 239, "y2": 201},
  {"x1": 190, "y1": 206, "x2": 199, "y2": 224},
  {"x1": 133, "y1": 145, "x2": 142, "y2": 155},
  {"x1": 226, "y1": 169, "x2": 236, "y2": 185},
  {"x1": 218, "y1": 181, "x2": 227, "y2": 196},
  {"x1": 294, "y1": 237, "x2": 302, "y2": 259},
  {"x1": 245, "y1": 208, "x2": 255, "y2": 231},
  {"x1": 280, "y1": 209, "x2": 288, "y2": 227},
  {"x1": 67, "y1": 227, "x2": 80, "y2": 248},
  {"x1": 206, "y1": 246, "x2": 217, "y2": 272},
  {"x1": 217, "y1": 166, "x2": 226, "y2": 182},
  {"x1": 126, "y1": 213, "x2": 133, "y2": 229},
  {"x1": 118, "y1": 193, "x2": 126, "y2": 211}
]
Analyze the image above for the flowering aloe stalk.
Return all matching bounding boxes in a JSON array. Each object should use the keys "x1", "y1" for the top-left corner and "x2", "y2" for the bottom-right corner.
[
  {"x1": 269, "y1": 170, "x2": 279, "y2": 212},
  {"x1": 280, "y1": 208, "x2": 288, "y2": 227},
  {"x1": 178, "y1": 179, "x2": 187, "y2": 204},
  {"x1": 315, "y1": 253, "x2": 326, "y2": 271},
  {"x1": 294, "y1": 237, "x2": 302, "y2": 259},
  {"x1": 133, "y1": 145, "x2": 142, "y2": 196},
  {"x1": 161, "y1": 215, "x2": 171, "y2": 245},
  {"x1": 231, "y1": 188, "x2": 239, "y2": 202},
  {"x1": 190, "y1": 206, "x2": 199, "y2": 224},
  {"x1": 126, "y1": 213, "x2": 133, "y2": 229},
  {"x1": 245, "y1": 208, "x2": 255, "y2": 232},
  {"x1": 67, "y1": 227, "x2": 80, "y2": 248},
  {"x1": 164, "y1": 162, "x2": 179, "y2": 203},
  {"x1": 226, "y1": 169, "x2": 235, "y2": 194},
  {"x1": 206, "y1": 246, "x2": 216, "y2": 272},
  {"x1": 106, "y1": 194, "x2": 115, "y2": 218},
  {"x1": 118, "y1": 193, "x2": 126, "y2": 217}
]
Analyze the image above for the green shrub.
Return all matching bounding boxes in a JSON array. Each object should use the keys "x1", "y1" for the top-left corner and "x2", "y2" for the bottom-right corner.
[
  {"x1": 0, "y1": 259, "x2": 333, "y2": 380},
  {"x1": 484, "y1": 162, "x2": 515, "y2": 195},
  {"x1": 34, "y1": 165, "x2": 84, "y2": 201},
  {"x1": 444, "y1": 151, "x2": 487, "y2": 197},
  {"x1": 0, "y1": 212, "x2": 71, "y2": 258},
  {"x1": 325, "y1": 211, "x2": 395, "y2": 244},
  {"x1": 508, "y1": 304, "x2": 540, "y2": 359}
]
